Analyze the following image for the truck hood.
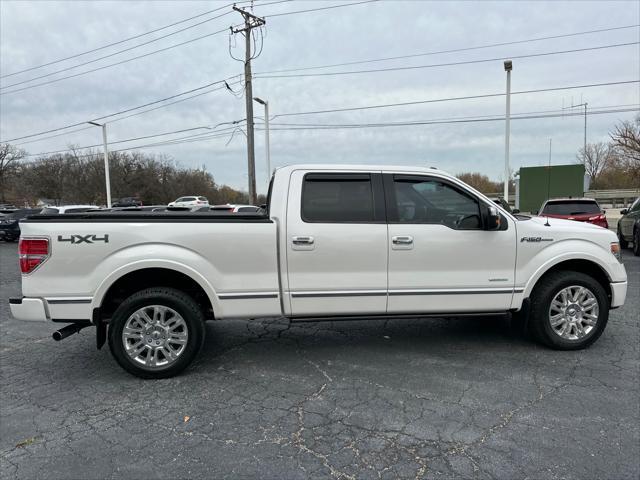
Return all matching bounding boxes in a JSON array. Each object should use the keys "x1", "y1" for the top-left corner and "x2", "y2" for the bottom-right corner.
[{"x1": 521, "y1": 215, "x2": 618, "y2": 251}]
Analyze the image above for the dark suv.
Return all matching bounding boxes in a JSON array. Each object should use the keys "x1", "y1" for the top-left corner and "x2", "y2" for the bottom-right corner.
[
  {"x1": 0, "y1": 209, "x2": 42, "y2": 242},
  {"x1": 112, "y1": 197, "x2": 142, "y2": 208},
  {"x1": 618, "y1": 197, "x2": 640, "y2": 256}
]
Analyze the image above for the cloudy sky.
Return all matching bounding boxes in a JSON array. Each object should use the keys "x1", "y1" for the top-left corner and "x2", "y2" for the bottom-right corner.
[{"x1": 1, "y1": 0, "x2": 638, "y2": 194}]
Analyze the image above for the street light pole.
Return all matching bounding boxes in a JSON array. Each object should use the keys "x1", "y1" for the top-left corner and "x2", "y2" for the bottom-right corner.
[
  {"x1": 88, "y1": 121, "x2": 112, "y2": 207},
  {"x1": 503, "y1": 60, "x2": 512, "y2": 203},
  {"x1": 254, "y1": 97, "x2": 270, "y2": 192}
]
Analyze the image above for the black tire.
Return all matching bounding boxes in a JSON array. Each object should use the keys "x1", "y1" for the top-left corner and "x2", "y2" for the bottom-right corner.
[
  {"x1": 633, "y1": 227, "x2": 640, "y2": 256},
  {"x1": 529, "y1": 271, "x2": 609, "y2": 350},
  {"x1": 617, "y1": 224, "x2": 629, "y2": 249},
  {"x1": 108, "y1": 287, "x2": 205, "y2": 379}
]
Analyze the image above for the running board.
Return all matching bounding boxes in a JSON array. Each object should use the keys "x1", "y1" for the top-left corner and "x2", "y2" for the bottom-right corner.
[{"x1": 289, "y1": 311, "x2": 510, "y2": 323}]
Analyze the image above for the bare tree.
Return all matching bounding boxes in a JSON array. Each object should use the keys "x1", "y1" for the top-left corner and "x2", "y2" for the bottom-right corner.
[
  {"x1": 0, "y1": 143, "x2": 26, "y2": 202},
  {"x1": 576, "y1": 142, "x2": 613, "y2": 183},
  {"x1": 610, "y1": 115, "x2": 640, "y2": 181}
]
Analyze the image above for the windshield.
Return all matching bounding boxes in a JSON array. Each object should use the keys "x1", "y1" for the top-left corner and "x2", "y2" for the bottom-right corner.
[{"x1": 542, "y1": 201, "x2": 601, "y2": 215}]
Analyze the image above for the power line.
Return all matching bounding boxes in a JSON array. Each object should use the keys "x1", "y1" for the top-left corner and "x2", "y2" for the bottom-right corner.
[
  {"x1": 262, "y1": 107, "x2": 639, "y2": 131},
  {"x1": 0, "y1": 27, "x2": 233, "y2": 96},
  {"x1": 1, "y1": 11, "x2": 234, "y2": 89},
  {"x1": 1, "y1": 76, "x2": 241, "y2": 143},
  {"x1": 0, "y1": 0, "x2": 292, "y2": 80},
  {"x1": 256, "y1": 24, "x2": 640, "y2": 75},
  {"x1": 272, "y1": 80, "x2": 640, "y2": 118},
  {"x1": 256, "y1": 42, "x2": 639, "y2": 79},
  {"x1": 265, "y1": 0, "x2": 380, "y2": 18},
  {"x1": 0, "y1": 2, "x2": 243, "y2": 79},
  {"x1": 23, "y1": 121, "x2": 246, "y2": 157}
]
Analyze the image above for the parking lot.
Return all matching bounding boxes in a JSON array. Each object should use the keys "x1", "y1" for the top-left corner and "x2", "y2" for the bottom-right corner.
[{"x1": 0, "y1": 240, "x2": 638, "y2": 479}]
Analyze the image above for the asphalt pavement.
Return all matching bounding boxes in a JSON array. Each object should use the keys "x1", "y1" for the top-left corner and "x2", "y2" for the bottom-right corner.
[{"x1": 0, "y1": 241, "x2": 638, "y2": 479}]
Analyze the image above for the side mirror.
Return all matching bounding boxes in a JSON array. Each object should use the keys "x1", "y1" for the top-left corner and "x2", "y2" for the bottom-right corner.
[
  {"x1": 485, "y1": 205, "x2": 501, "y2": 230},
  {"x1": 602, "y1": 210, "x2": 606, "y2": 214},
  {"x1": 620, "y1": 209, "x2": 628, "y2": 215},
  {"x1": 512, "y1": 209, "x2": 520, "y2": 214}
]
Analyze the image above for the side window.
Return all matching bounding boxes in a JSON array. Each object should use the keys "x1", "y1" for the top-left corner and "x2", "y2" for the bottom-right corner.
[
  {"x1": 302, "y1": 174, "x2": 375, "y2": 222},
  {"x1": 391, "y1": 177, "x2": 482, "y2": 230}
]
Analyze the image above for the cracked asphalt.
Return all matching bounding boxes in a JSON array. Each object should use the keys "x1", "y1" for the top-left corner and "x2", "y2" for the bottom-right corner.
[{"x1": 0, "y1": 241, "x2": 638, "y2": 479}]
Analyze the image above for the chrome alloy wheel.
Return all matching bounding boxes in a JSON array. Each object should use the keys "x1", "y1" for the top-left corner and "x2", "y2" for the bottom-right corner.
[
  {"x1": 122, "y1": 305, "x2": 188, "y2": 368},
  {"x1": 548, "y1": 286, "x2": 599, "y2": 340}
]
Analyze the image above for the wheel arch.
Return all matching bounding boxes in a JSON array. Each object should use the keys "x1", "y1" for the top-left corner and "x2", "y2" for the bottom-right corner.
[
  {"x1": 525, "y1": 257, "x2": 612, "y2": 302},
  {"x1": 94, "y1": 262, "x2": 219, "y2": 321}
]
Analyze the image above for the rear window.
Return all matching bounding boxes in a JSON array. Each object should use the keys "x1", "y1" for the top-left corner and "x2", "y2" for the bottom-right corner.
[
  {"x1": 237, "y1": 206, "x2": 259, "y2": 213},
  {"x1": 542, "y1": 201, "x2": 601, "y2": 215},
  {"x1": 41, "y1": 207, "x2": 59, "y2": 215},
  {"x1": 198, "y1": 197, "x2": 208, "y2": 201},
  {"x1": 302, "y1": 174, "x2": 374, "y2": 222}
]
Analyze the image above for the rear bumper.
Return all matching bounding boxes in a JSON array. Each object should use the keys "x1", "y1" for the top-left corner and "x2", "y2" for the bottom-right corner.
[
  {"x1": 9, "y1": 296, "x2": 93, "y2": 322},
  {"x1": 610, "y1": 281, "x2": 627, "y2": 308},
  {"x1": 9, "y1": 297, "x2": 47, "y2": 321}
]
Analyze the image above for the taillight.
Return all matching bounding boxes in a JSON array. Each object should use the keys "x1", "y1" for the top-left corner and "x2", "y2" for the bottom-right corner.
[
  {"x1": 19, "y1": 238, "x2": 50, "y2": 274},
  {"x1": 588, "y1": 214, "x2": 605, "y2": 221}
]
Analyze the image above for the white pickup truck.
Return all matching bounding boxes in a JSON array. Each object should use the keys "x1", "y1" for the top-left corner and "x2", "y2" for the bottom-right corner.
[{"x1": 10, "y1": 165, "x2": 628, "y2": 378}]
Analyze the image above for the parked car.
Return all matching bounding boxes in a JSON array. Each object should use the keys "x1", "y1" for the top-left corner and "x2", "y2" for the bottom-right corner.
[
  {"x1": 489, "y1": 197, "x2": 519, "y2": 214},
  {"x1": 618, "y1": 197, "x2": 640, "y2": 256},
  {"x1": 40, "y1": 205, "x2": 101, "y2": 214},
  {"x1": 111, "y1": 205, "x2": 165, "y2": 212},
  {"x1": 0, "y1": 204, "x2": 18, "y2": 214},
  {"x1": 0, "y1": 208, "x2": 42, "y2": 241},
  {"x1": 537, "y1": 198, "x2": 608, "y2": 229},
  {"x1": 111, "y1": 197, "x2": 142, "y2": 208},
  {"x1": 9, "y1": 164, "x2": 627, "y2": 379},
  {"x1": 167, "y1": 196, "x2": 209, "y2": 207},
  {"x1": 211, "y1": 204, "x2": 262, "y2": 213}
]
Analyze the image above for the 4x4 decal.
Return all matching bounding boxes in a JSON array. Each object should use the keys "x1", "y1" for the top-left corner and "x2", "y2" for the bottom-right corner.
[{"x1": 58, "y1": 234, "x2": 109, "y2": 244}]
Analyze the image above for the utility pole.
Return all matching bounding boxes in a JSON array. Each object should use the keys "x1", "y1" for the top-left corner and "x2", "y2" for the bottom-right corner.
[
  {"x1": 232, "y1": 6, "x2": 265, "y2": 205},
  {"x1": 503, "y1": 60, "x2": 512, "y2": 202},
  {"x1": 87, "y1": 121, "x2": 112, "y2": 207}
]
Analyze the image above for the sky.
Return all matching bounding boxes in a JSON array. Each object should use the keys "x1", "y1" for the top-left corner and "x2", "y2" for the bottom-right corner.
[{"x1": 1, "y1": 0, "x2": 639, "y2": 194}]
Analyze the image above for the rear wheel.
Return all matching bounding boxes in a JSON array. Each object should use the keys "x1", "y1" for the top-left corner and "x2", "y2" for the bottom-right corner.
[
  {"x1": 108, "y1": 287, "x2": 205, "y2": 378},
  {"x1": 618, "y1": 224, "x2": 629, "y2": 249},
  {"x1": 529, "y1": 271, "x2": 608, "y2": 350}
]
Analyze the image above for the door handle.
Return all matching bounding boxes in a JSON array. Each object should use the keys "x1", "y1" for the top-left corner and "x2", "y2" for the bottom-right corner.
[
  {"x1": 292, "y1": 236, "x2": 314, "y2": 245},
  {"x1": 392, "y1": 235, "x2": 413, "y2": 245}
]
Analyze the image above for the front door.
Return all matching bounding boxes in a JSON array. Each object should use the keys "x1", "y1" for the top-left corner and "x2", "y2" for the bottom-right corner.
[
  {"x1": 385, "y1": 174, "x2": 517, "y2": 314},
  {"x1": 286, "y1": 170, "x2": 388, "y2": 317}
]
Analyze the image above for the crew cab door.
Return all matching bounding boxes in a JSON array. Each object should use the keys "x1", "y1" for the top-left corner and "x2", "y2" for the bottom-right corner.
[
  {"x1": 285, "y1": 171, "x2": 387, "y2": 317},
  {"x1": 384, "y1": 174, "x2": 517, "y2": 313}
]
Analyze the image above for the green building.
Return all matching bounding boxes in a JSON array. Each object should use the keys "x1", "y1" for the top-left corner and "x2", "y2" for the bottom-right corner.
[{"x1": 517, "y1": 164, "x2": 587, "y2": 213}]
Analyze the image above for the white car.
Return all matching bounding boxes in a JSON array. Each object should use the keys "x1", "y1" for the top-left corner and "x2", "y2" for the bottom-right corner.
[
  {"x1": 167, "y1": 196, "x2": 209, "y2": 207},
  {"x1": 9, "y1": 164, "x2": 627, "y2": 378},
  {"x1": 211, "y1": 204, "x2": 263, "y2": 213},
  {"x1": 40, "y1": 205, "x2": 101, "y2": 214}
]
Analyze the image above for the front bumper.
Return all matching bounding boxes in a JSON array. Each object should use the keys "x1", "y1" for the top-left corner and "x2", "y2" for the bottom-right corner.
[{"x1": 610, "y1": 281, "x2": 627, "y2": 308}]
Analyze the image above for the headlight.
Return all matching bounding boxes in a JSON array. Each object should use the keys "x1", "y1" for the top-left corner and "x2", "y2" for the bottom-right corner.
[{"x1": 610, "y1": 242, "x2": 622, "y2": 263}]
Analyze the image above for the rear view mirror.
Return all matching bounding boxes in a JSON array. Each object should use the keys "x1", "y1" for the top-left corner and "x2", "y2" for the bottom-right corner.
[
  {"x1": 620, "y1": 209, "x2": 628, "y2": 215},
  {"x1": 486, "y1": 206, "x2": 501, "y2": 230}
]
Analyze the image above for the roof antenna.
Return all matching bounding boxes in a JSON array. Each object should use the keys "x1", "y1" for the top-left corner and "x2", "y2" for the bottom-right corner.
[{"x1": 545, "y1": 138, "x2": 552, "y2": 227}]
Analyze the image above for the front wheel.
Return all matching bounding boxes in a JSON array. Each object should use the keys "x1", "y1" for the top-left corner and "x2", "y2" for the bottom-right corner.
[
  {"x1": 108, "y1": 288, "x2": 205, "y2": 378},
  {"x1": 529, "y1": 271, "x2": 609, "y2": 350}
]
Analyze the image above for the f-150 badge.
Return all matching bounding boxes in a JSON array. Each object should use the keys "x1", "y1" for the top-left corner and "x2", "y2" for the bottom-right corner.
[
  {"x1": 58, "y1": 234, "x2": 109, "y2": 244},
  {"x1": 520, "y1": 236, "x2": 553, "y2": 243}
]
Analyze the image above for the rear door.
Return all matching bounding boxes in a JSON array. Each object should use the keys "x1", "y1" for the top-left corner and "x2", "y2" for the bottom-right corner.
[
  {"x1": 285, "y1": 170, "x2": 388, "y2": 316},
  {"x1": 385, "y1": 174, "x2": 517, "y2": 314}
]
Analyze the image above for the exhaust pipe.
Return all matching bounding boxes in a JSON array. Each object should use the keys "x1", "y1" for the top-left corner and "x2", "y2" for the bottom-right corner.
[{"x1": 52, "y1": 323, "x2": 88, "y2": 341}]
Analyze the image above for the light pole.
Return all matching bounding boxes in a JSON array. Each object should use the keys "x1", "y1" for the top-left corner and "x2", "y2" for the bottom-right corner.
[
  {"x1": 253, "y1": 97, "x2": 271, "y2": 193},
  {"x1": 503, "y1": 60, "x2": 512, "y2": 203},
  {"x1": 87, "y1": 121, "x2": 112, "y2": 208}
]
